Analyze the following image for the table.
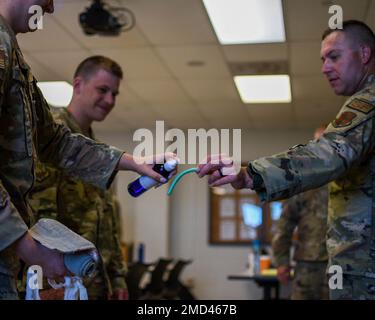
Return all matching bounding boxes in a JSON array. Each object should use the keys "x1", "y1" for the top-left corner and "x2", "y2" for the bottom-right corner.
[{"x1": 228, "y1": 270, "x2": 280, "y2": 300}]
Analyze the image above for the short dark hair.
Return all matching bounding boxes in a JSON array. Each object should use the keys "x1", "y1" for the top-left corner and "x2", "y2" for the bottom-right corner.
[
  {"x1": 322, "y1": 20, "x2": 375, "y2": 52},
  {"x1": 74, "y1": 55, "x2": 123, "y2": 80}
]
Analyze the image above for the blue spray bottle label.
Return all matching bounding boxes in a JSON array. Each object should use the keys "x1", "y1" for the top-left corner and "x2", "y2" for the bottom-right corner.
[{"x1": 127, "y1": 159, "x2": 178, "y2": 197}]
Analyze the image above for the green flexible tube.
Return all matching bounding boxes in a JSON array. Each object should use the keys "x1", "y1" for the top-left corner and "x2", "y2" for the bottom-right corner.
[{"x1": 167, "y1": 167, "x2": 199, "y2": 196}]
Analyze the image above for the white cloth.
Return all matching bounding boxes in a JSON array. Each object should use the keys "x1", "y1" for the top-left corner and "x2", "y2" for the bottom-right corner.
[
  {"x1": 25, "y1": 267, "x2": 41, "y2": 300},
  {"x1": 25, "y1": 267, "x2": 88, "y2": 300},
  {"x1": 48, "y1": 277, "x2": 88, "y2": 300}
]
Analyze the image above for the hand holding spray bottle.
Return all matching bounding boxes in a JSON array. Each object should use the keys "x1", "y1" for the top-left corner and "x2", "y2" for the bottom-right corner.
[{"x1": 128, "y1": 158, "x2": 179, "y2": 197}]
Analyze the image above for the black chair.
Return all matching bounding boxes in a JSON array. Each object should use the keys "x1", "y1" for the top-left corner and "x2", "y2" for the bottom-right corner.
[
  {"x1": 163, "y1": 259, "x2": 195, "y2": 300},
  {"x1": 125, "y1": 262, "x2": 150, "y2": 300},
  {"x1": 141, "y1": 258, "x2": 173, "y2": 299}
]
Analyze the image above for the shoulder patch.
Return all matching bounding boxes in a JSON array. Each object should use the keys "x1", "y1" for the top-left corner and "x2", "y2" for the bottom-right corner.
[
  {"x1": 331, "y1": 111, "x2": 357, "y2": 128},
  {"x1": 347, "y1": 98, "x2": 375, "y2": 114}
]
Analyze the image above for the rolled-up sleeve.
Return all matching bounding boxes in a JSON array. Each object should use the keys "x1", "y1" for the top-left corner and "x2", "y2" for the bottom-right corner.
[{"x1": 0, "y1": 184, "x2": 28, "y2": 251}]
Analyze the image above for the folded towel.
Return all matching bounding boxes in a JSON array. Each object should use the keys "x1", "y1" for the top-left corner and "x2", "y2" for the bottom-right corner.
[{"x1": 64, "y1": 251, "x2": 98, "y2": 278}]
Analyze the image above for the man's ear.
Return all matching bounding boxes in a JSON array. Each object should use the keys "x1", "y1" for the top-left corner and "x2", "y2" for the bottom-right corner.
[
  {"x1": 360, "y1": 45, "x2": 372, "y2": 64},
  {"x1": 73, "y1": 77, "x2": 83, "y2": 94}
]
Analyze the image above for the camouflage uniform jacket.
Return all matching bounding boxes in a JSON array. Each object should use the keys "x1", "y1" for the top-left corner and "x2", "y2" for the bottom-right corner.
[
  {"x1": 272, "y1": 186, "x2": 329, "y2": 267},
  {"x1": 249, "y1": 74, "x2": 375, "y2": 277},
  {"x1": 29, "y1": 107, "x2": 127, "y2": 295},
  {"x1": 0, "y1": 15, "x2": 123, "y2": 276}
]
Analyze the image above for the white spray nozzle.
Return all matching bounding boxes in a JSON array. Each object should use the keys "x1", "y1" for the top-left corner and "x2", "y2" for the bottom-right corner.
[{"x1": 164, "y1": 158, "x2": 179, "y2": 171}]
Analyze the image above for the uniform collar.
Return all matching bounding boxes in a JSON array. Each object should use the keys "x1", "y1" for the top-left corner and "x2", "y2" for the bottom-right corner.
[{"x1": 64, "y1": 108, "x2": 94, "y2": 139}]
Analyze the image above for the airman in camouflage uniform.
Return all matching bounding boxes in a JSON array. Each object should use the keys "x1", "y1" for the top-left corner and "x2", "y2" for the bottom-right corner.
[
  {"x1": 198, "y1": 20, "x2": 375, "y2": 299},
  {"x1": 272, "y1": 127, "x2": 329, "y2": 300},
  {"x1": 272, "y1": 185, "x2": 329, "y2": 300},
  {"x1": 28, "y1": 54, "x2": 129, "y2": 300},
  {"x1": 0, "y1": 0, "x2": 174, "y2": 299},
  {"x1": 29, "y1": 105, "x2": 128, "y2": 300}
]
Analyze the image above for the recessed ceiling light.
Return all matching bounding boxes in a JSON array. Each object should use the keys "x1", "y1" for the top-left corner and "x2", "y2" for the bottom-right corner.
[
  {"x1": 234, "y1": 75, "x2": 292, "y2": 103},
  {"x1": 203, "y1": 0, "x2": 286, "y2": 45},
  {"x1": 37, "y1": 81, "x2": 73, "y2": 107}
]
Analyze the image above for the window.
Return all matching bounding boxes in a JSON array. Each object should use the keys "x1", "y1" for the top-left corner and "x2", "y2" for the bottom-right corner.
[{"x1": 209, "y1": 185, "x2": 282, "y2": 245}]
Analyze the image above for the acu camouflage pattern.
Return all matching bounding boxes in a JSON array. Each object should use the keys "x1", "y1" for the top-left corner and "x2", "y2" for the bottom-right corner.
[
  {"x1": 272, "y1": 186, "x2": 329, "y2": 267},
  {"x1": 272, "y1": 186, "x2": 329, "y2": 299},
  {"x1": 291, "y1": 261, "x2": 329, "y2": 300},
  {"x1": 249, "y1": 74, "x2": 375, "y2": 299},
  {"x1": 29, "y1": 107, "x2": 127, "y2": 299},
  {"x1": 330, "y1": 274, "x2": 375, "y2": 300},
  {"x1": 0, "y1": 15, "x2": 123, "y2": 298}
]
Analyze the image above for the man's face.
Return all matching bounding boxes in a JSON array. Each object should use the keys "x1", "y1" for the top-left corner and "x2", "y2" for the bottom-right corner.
[
  {"x1": 14, "y1": 0, "x2": 54, "y2": 33},
  {"x1": 320, "y1": 31, "x2": 365, "y2": 96},
  {"x1": 76, "y1": 69, "x2": 121, "y2": 123}
]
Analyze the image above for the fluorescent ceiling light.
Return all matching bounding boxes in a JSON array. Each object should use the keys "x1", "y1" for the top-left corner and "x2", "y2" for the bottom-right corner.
[
  {"x1": 37, "y1": 81, "x2": 73, "y2": 107},
  {"x1": 234, "y1": 75, "x2": 292, "y2": 103},
  {"x1": 203, "y1": 0, "x2": 285, "y2": 44}
]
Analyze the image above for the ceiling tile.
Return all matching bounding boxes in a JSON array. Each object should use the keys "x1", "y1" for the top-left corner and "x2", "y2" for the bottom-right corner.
[
  {"x1": 27, "y1": 50, "x2": 91, "y2": 81},
  {"x1": 18, "y1": 15, "x2": 82, "y2": 51},
  {"x1": 290, "y1": 42, "x2": 322, "y2": 76},
  {"x1": 156, "y1": 45, "x2": 231, "y2": 79},
  {"x1": 247, "y1": 103, "x2": 293, "y2": 117},
  {"x1": 126, "y1": 0, "x2": 217, "y2": 45},
  {"x1": 181, "y1": 79, "x2": 241, "y2": 102},
  {"x1": 93, "y1": 48, "x2": 173, "y2": 80},
  {"x1": 285, "y1": 0, "x2": 369, "y2": 41},
  {"x1": 151, "y1": 102, "x2": 198, "y2": 116},
  {"x1": 128, "y1": 80, "x2": 192, "y2": 103},
  {"x1": 222, "y1": 43, "x2": 288, "y2": 63}
]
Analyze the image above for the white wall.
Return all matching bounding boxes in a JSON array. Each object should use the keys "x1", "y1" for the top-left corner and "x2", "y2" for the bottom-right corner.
[{"x1": 95, "y1": 127, "x2": 313, "y2": 299}]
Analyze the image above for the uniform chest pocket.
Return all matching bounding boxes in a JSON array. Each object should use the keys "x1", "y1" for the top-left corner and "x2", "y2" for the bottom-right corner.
[{"x1": 8, "y1": 66, "x2": 35, "y2": 157}]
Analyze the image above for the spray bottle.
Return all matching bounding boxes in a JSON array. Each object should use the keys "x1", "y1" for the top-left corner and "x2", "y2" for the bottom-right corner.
[{"x1": 128, "y1": 158, "x2": 178, "y2": 197}]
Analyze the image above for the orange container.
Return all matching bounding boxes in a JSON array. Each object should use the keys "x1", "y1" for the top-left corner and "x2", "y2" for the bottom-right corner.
[{"x1": 260, "y1": 255, "x2": 271, "y2": 272}]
